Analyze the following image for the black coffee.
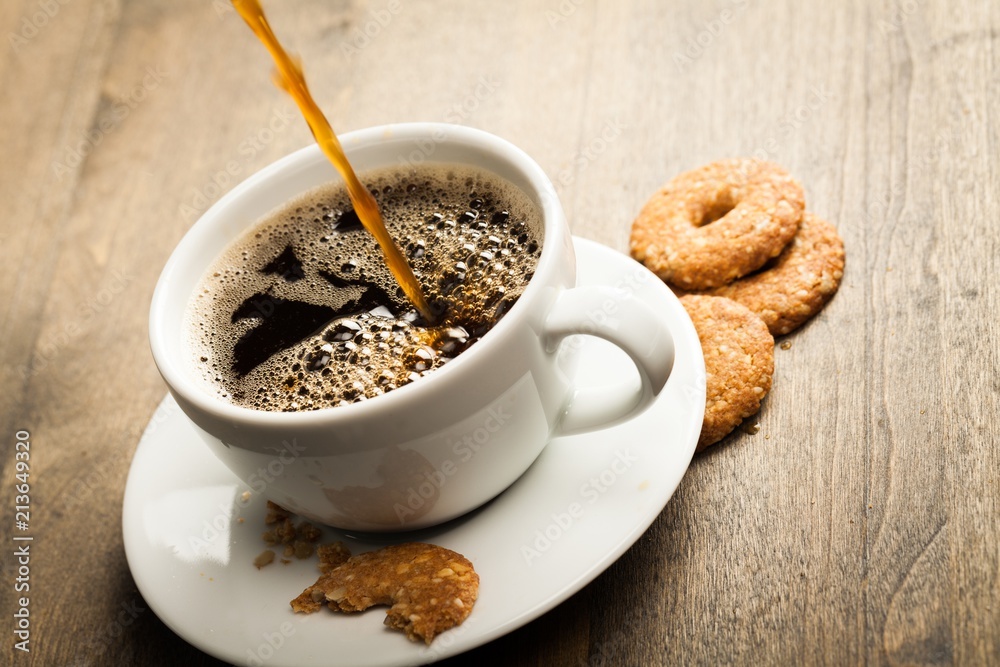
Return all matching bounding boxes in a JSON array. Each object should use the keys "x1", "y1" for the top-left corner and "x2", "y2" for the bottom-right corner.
[{"x1": 186, "y1": 163, "x2": 542, "y2": 411}]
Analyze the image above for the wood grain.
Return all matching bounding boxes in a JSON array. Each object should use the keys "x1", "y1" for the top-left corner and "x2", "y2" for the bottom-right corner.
[{"x1": 1, "y1": 0, "x2": 997, "y2": 665}]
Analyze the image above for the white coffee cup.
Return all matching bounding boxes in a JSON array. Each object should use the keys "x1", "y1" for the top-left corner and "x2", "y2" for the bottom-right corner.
[{"x1": 149, "y1": 123, "x2": 674, "y2": 531}]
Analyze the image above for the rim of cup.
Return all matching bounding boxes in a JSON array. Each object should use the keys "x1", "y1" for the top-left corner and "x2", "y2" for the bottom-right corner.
[{"x1": 149, "y1": 122, "x2": 566, "y2": 428}]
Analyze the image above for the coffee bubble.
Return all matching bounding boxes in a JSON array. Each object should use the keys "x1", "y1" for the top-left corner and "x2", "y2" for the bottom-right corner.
[{"x1": 185, "y1": 163, "x2": 542, "y2": 411}]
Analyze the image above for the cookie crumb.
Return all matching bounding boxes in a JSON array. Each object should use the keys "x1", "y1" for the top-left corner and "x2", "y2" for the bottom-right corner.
[
  {"x1": 318, "y1": 542, "x2": 352, "y2": 573},
  {"x1": 261, "y1": 501, "x2": 321, "y2": 554},
  {"x1": 264, "y1": 500, "x2": 292, "y2": 525},
  {"x1": 254, "y1": 550, "x2": 275, "y2": 569},
  {"x1": 293, "y1": 540, "x2": 315, "y2": 559},
  {"x1": 298, "y1": 522, "x2": 322, "y2": 543}
]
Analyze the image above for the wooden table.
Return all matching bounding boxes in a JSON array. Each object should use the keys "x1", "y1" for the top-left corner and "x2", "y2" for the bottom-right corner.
[{"x1": 2, "y1": 0, "x2": 997, "y2": 664}]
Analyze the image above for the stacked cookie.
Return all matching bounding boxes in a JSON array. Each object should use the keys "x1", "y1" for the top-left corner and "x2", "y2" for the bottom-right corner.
[{"x1": 630, "y1": 159, "x2": 845, "y2": 450}]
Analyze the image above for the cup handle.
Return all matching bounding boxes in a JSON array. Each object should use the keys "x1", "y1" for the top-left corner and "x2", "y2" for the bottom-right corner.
[{"x1": 543, "y1": 285, "x2": 675, "y2": 437}]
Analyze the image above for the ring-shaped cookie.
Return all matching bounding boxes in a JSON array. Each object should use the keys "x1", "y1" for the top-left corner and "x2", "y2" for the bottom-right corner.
[
  {"x1": 702, "y1": 213, "x2": 845, "y2": 335},
  {"x1": 631, "y1": 159, "x2": 804, "y2": 289},
  {"x1": 679, "y1": 295, "x2": 775, "y2": 450}
]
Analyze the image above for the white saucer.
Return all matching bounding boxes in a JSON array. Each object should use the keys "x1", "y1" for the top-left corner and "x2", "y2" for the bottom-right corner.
[{"x1": 122, "y1": 237, "x2": 705, "y2": 667}]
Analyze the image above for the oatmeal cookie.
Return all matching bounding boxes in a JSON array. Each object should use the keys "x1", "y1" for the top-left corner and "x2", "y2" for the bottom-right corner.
[
  {"x1": 680, "y1": 295, "x2": 775, "y2": 450},
  {"x1": 291, "y1": 542, "x2": 478, "y2": 644},
  {"x1": 631, "y1": 159, "x2": 804, "y2": 289},
  {"x1": 699, "y1": 213, "x2": 844, "y2": 335}
]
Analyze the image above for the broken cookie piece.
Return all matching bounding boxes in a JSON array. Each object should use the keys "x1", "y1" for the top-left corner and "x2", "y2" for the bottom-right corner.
[{"x1": 291, "y1": 542, "x2": 479, "y2": 644}]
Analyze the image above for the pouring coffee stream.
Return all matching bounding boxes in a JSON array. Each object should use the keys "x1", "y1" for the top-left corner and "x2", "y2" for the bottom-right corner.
[{"x1": 232, "y1": 0, "x2": 436, "y2": 324}]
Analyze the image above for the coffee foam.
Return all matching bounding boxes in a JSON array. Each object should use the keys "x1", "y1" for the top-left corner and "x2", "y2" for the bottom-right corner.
[{"x1": 185, "y1": 163, "x2": 542, "y2": 411}]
